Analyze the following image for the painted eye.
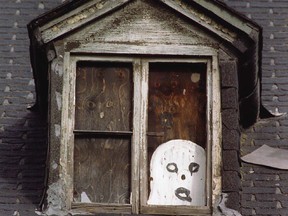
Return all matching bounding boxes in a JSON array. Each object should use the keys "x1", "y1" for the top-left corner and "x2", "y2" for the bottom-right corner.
[
  {"x1": 189, "y1": 162, "x2": 199, "y2": 176},
  {"x1": 166, "y1": 163, "x2": 178, "y2": 173}
]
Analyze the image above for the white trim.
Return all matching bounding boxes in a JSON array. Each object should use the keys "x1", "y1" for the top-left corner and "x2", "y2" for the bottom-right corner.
[{"x1": 68, "y1": 43, "x2": 218, "y2": 57}]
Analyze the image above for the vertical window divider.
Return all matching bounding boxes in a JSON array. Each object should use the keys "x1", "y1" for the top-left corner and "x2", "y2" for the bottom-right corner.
[
  {"x1": 63, "y1": 52, "x2": 75, "y2": 209},
  {"x1": 206, "y1": 59, "x2": 212, "y2": 207},
  {"x1": 132, "y1": 58, "x2": 142, "y2": 214},
  {"x1": 139, "y1": 59, "x2": 149, "y2": 210},
  {"x1": 211, "y1": 55, "x2": 222, "y2": 206}
]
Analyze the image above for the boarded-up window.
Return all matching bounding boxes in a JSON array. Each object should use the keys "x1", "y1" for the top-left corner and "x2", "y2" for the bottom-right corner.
[
  {"x1": 68, "y1": 57, "x2": 217, "y2": 216},
  {"x1": 73, "y1": 62, "x2": 133, "y2": 204},
  {"x1": 148, "y1": 62, "x2": 207, "y2": 157},
  {"x1": 146, "y1": 62, "x2": 207, "y2": 206}
]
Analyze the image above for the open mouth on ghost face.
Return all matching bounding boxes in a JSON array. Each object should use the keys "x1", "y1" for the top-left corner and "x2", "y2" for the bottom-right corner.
[{"x1": 175, "y1": 187, "x2": 192, "y2": 202}]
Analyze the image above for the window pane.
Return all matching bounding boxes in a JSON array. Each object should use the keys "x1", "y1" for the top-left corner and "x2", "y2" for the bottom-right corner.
[
  {"x1": 74, "y1": 137, "x2": 131, "y2": 204},
  {"x1": 147, "y1": 63, "x2": 207, "y2": 206},
  {"x1": 148, "y1": 62, "x2": 207, "y2": 153},
  {"x1": 75, "y1": 62, "x2": 133, "y2": 131}
]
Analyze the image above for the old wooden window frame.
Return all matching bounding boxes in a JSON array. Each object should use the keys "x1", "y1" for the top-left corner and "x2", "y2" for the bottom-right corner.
[{"x1": 61, "y1": 53, "x2": 221, "y2": 216}]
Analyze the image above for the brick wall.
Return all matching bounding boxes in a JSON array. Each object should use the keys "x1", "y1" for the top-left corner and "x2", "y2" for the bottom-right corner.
[
  {"x1": 224, "y1": 0, "x2": 288, "y2": 215},
  {"x1": 0, "y1": 1, "x2": 62, "y2": 215}
]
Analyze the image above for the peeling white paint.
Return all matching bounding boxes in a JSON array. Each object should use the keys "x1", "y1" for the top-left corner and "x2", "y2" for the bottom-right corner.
[
  {"x1": 214, "y1": 193, "x2": 242, "y2": 216},
  {"x1": 81, "y1": 192, "x2": 92, "y2": 203},
  {"x1": 52, "y1": 59, "x2": 63, "y2": 77},
  {"x1": 55, "y1": 124, "x2": 61, "y2": 138},
  {"x1": 45, "y1": 180, "x2": 68, "y2": 216},
  {"x1": 55, "y1": 91, "x2": 62, "y2": 111},
  {"x1": 51, "y1": 161, "x2": 58, "y2": 170}
]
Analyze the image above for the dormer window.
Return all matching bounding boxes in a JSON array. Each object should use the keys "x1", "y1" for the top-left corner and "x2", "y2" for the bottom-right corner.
[
  {"x1": 67, "y1": 56, "x2": 220, "y2": 215},
  {"x1": 28, "y1": 0, "x2": 262, "y2": 215}
]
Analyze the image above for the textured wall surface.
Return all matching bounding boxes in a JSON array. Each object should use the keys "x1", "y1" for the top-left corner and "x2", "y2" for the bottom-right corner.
[
  {"x1": 1, "y1": 0, "x2": 288, "y2": 216},
  {"x1": 224, "y1": 0, "x2": 288, "y2": 215},
  {"x1": 0, "y1": 1, "x2": 63, "y2": 215}
]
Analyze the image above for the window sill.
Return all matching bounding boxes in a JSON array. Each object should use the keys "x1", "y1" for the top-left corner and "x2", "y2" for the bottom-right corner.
[
  {"x1": 141, "y1": 205, "x2": 212, "y2": 215},
  {"x1": 71, "y1": 202, "x2": 132, "y2": 214}
]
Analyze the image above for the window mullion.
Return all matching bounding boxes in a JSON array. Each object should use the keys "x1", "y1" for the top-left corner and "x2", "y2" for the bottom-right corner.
[
  {"x1": 131, "y1": 59, "x2": 142, "y2": 214},
  {"x1": 139, "y1": 59, "x2": 149, "y2": 210}
]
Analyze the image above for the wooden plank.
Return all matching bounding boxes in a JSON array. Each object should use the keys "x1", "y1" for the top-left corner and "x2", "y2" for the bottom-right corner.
[
  {"x1": 147, "y1": 62, "x2": 207, "y2": 157},
  {"x1": 131, "y1": 59, "x2": 142, "y2": 214},
  {"x1": 141, "y1": 205, "x2": 212, "y2": 215},
  {"x1": 71, "y1": 202, "x2": 132, "y2": 214},
  {"x1": 40, "y1": 0, "x2": 130, "y2": 43},
  {"x1": 74, "y1": 61, "x2": 132, "y2": 131},
  {"x1": 60, "y1": 51, "x2": 74, "y2": 209},
  {"x1": 193, "y1": 0, "x2": 255, "y2": 35},
  {"x1": 139, "y1": 59, "x2": 149, "y2": 207},
  {"x1": 69, "y1": 43, "x2": 217, "y2": 56},
  {"x1": 159, "y1": 0, "x2": 235, "y2": 43},
  {"x1": 205, "y1": 59, "x2": 213, "y2": 207},
  {"x1": 66, "y1": 0, "x2": 215, "y2": 48},
  {"x1": 211, "y1": 55, "x2": 222, "y2": 205},
  {"x1": 74, "y1": 137, "x2": 131, "y2": 204},
  {"x1": 73, "y1": 61, "x2": 133, "y2": 205}
]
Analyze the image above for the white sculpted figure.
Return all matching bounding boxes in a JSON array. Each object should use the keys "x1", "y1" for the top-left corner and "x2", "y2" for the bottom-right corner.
[{"x1": 147, "y1": 139, "x2": 206, "y2": 206}]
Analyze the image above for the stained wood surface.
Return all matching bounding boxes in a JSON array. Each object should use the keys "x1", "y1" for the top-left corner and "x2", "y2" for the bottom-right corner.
[
  {"x1": 148, "y1": 62, "x2": 207, "y2": 161},
  {"x1": 74, "y1": 138, "x2": 131, "y2": 204},
  {"x1": 73, "y1": 62, "x2": 132, "y2": 204},
  {"x1": 75, "y1": 61, "x2": 132, "y2": 131}
]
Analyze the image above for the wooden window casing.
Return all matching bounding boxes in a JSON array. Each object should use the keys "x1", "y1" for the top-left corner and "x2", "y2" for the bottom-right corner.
[{"x1": 61, "y1": 55, "x2": 221, "y2": 216}]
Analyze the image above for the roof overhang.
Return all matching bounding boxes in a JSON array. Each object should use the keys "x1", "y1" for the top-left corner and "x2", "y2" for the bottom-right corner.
[{"x1": 28, "y1": 0, "x2": 263, "y2": 127}]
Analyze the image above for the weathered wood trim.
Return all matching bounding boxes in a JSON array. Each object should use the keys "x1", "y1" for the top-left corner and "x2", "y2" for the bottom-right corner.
[
  {"x1": 131, "y1": 59, "x2": 142, "y2": 214},
  {"x1": 141, "y1": 205, "x2": 212, "y2": 216},
  {"x1": 71, "y1": 203, "x2": 132, "y2": 214},
  {"x1": 139, "y1": 59, "x2": 149, "y2": 209},
  {"x1": 206, "y1": 58, "x2": 213, "y2": 207},
  {"x1": 69, "y1": 55, "x2": 135, "y2": 63},
  {"x1": 193, "y1": 0, "x2": 255, "y2": 36},
  {"x1": 211, "y1": 55, "x2": 222, "y2": 205},
  {"x1": 159, "y1": 0, "x2": 236, "y2": 43},
  {"x1": 68, "y1": 43, "x2": 218, "y2": 56},
  {"x1": 40, "y1": 0, "x2": 131, "y2": 43},
  {"x1": 60, "y1": 51, "x2": 74, "y2": 209}
]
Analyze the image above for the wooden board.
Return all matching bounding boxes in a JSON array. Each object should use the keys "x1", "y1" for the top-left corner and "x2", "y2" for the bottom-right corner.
[
  {"x1": 73, "y1": 61, "x2": 133, "y2": 204},
  {"x1": 147, "y1": 62, "x2": 207, "y2": 162},
  {"x1": 75, "y1": 61, "x2": 132, "y2": 131},
  {"x1": 74, "y1": 137, "x2": 131, "y2": 204}
]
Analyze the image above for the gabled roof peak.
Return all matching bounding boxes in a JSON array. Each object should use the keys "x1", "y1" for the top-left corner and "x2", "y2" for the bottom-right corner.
[{"x1": 28, "y1": 0, "x2": 260, "y2": 46}]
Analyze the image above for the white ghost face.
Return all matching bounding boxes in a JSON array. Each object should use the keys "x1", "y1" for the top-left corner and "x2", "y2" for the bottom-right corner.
[{"x1": 147, "y1": 139, "x2": 206, "y2": 206}]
